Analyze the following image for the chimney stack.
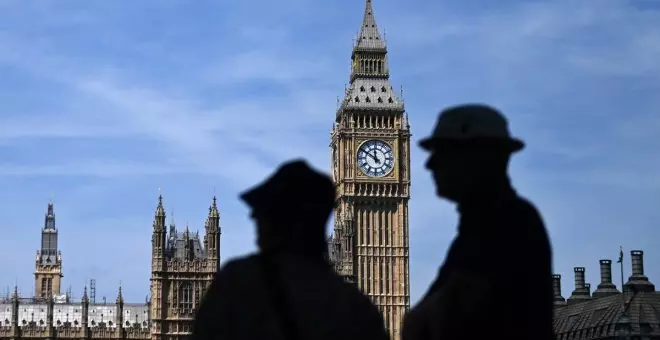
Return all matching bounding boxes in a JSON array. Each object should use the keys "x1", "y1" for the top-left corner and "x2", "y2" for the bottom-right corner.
[
  {"x1": 574, "y1": 267, "x2": 586, "y2": 290},
  {"x1": 632, "y1": 250, "x2": 645, "y2": 277},
  {"x1": 568, "y1": 267, "x2": 592, "y2": 304},
  {"x1": 624, "y1": 250, "x2": 655, "y2": 293},
  {"x1": 552, "y1": 274, "x2": 566, "y2": 306},
  {"x1": 593, "y1": 259, "x2": 620, "y2": 298}
]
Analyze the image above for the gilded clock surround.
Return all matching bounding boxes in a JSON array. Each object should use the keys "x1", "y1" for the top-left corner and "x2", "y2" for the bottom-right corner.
[{"x1": 356, "y1": 139, "x2": 395, "y2": 178}]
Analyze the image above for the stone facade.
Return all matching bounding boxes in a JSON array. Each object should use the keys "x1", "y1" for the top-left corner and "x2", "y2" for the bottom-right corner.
[
  {"x1": 0, "y1": 196, "x2": 221, "y2": 340},
  {"x1": 149, "y1": 195, "x2": 220, "y2": 340},
  {"x1": 34, "y1": 202, "x2": 63, "y2": 300},
  {"x1": 327, "y1": 1, "x2": 411, "y2": 338},
  {"x1": 0, "y1": 290, "x2": 151, "y2": 340}
]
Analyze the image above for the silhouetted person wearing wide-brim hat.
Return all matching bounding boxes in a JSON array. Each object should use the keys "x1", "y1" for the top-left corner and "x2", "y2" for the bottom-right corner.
[
  {"x1": 193, "y1": 160, "x2": 388, "y2": 340},
  {"x1": 402, "y1": 104, "x2": 553, "y2": 340}
]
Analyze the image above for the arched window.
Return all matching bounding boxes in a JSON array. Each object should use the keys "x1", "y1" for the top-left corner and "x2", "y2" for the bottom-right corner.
[
  {"x1": 41, "y1": 278, "x2": 47, "y2": 297},
  {"x1": 178, "y1": 283, "x2": 193, "y2": 311}
]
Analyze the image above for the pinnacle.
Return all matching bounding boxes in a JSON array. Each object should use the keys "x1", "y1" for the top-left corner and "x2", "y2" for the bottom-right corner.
[
  {"x1": 355, "y1": 0, "x2": 386, "y2": 51},
  {"x1": 155, "y1": 192, "x2": 166, "y2": 218},
  {"x1": 209, "y1": 195, "x2": 220, "y2": 217}
]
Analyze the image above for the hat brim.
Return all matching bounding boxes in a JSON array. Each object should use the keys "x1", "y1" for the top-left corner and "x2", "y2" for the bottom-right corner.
[
  {"x1": 419, "y1": 137, "x2": 525, "y2": 153},
  {"x1": 240, "y1": 185, "x2": 264, "y2": 211}
]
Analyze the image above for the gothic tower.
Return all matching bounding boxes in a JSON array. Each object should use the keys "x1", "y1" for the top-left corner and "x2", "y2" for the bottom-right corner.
[
  {"x1": 329, "y1": 0, "x2": 411, "y2": 338},
  {"x1": 149, "y1": 194, "x2": 221, "y2": 340},
  {"x1": 34, "y1": 200, "x2": 63, "y2": 299}
]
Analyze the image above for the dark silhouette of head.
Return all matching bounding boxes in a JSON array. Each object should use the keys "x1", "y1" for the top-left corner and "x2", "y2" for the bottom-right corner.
[
  {"x1": 240, "y1": 159, "x2": 336, "y2": 256},
  {"x1": 419, "y1": 104, "x2": 525, "y2": 203}
]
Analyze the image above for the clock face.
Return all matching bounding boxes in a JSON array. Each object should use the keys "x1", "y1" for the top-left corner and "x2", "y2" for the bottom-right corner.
[{"x1": 357, "y1": 140, "x2": 395, "y2": 177}]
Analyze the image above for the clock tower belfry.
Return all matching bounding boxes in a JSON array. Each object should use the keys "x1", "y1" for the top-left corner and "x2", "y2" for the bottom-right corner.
[{"x1": 328, "y1": 0, "x2": 411, "y2": 338}]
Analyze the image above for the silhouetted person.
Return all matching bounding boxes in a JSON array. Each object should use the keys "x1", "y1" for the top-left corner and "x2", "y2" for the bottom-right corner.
[
  {"x1": 402, "y1": 105, "x2": 553, "y2": 340},
  {"x1": 193, "y1": 160, "x2": 389, "y2": 340}
]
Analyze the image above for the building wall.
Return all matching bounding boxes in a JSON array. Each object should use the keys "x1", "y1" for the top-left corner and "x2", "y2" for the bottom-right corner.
[
  {"x1": 149, "y1": 197, "x2": 220, "y2": 340},
  {"x1": 1, "y1": 196, "x2": 220, "y2": 340},
  {"x1": 34, "y1": 264, "x2": 63, "y2": 299},
  {"x1": 0, "y1": 301, "x2": 150, "y2": 340}
]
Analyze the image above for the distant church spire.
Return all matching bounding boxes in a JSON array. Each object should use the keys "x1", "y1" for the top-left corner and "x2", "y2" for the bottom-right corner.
[
  {"x1": 44, "y1": 200, "x2": 56, "y2": 230},
  {"x1": 36, "y1": 199, "x2": 63, "y2": 298},
  {"x1": 40, "y1": 201, "x2": 58, "y2": 263}
]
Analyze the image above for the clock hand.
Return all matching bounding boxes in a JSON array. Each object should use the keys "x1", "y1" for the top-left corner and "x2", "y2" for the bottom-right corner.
[{"x1": 371, "y1": 150, "x2": 381, "y2": 164}]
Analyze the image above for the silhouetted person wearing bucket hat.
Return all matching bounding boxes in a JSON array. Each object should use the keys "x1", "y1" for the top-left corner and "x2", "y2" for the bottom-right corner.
[
  {"x1": 402, "y1": 105, "x2": 553, "y2": 340},
  {"x1": 192, "y1": 160, "x2": 388, "y2": 340}
]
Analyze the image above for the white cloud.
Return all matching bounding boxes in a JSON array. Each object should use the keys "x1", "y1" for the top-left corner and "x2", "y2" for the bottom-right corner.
[
  {"x1": 204, "y1": 49, "x2": 335, "y2": 85},
  {"x1": 0, "y1": 121, "x2": 140, "y2": 139},
  {"x1": 0, "y1": 161, "x2": 197, "y2": 177}
]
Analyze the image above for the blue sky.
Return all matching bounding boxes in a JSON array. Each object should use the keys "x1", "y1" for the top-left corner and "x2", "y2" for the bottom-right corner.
[{"x1": 1, "y1": 0, "x2": 659, "y2": 305}]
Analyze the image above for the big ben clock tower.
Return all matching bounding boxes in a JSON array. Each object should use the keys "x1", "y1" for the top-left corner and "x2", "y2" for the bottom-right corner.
[{"x1": 328, "y1": 0, "x2": 411, "y2": 338}]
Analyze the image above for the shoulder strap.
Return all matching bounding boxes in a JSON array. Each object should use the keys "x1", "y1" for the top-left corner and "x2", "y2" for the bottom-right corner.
[{"x1": 258, "y1": 254, "x2": 303, "y2": 340}]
